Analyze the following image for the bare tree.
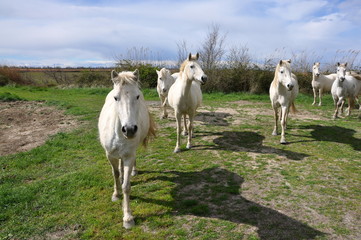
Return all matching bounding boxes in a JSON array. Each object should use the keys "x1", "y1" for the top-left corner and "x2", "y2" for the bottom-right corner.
[
  {"x1": 226, "y1": 44, "x2": 251, "y2": 69},
  {"x1": 176, "y1": 40, "x2": 189, "y2": 66},
  {"x1": 199, "y1": 23, "x2": 227, "y2": 69}
]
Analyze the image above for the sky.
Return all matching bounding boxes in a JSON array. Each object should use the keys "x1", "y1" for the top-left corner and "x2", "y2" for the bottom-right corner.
[{"x1": 0, "y1": 0, "x2": 360, "y2": 67}]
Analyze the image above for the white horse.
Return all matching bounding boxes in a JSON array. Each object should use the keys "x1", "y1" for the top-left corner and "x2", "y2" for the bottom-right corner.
[
  {"x1": 98, "y1": 69, "x2": 156, "y2": 229},
  {"x1": 311, "y1": 62, "x2": 337, "y2": 106},
  {"x1": 270, "y1": 60, "x2": 299, "y2": 144},
  {"x1": 156, "y1": 68, "x2": 175, "y2": 119},
  {"x1": 331, "y1": 63, "x2": 361, "y2": 118},
  {"x1": 168, "y1": 53, "x2": 207, "y2": 153}
]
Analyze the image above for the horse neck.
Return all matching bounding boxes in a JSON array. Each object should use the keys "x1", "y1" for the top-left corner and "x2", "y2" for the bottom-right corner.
[{"x1": 179, "y1": 72, "x2": 193, "y2": 96}]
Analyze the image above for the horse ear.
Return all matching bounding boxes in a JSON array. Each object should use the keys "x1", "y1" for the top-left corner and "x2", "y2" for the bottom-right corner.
[
  {"x1": 337, "y1": 62, "x2": 340, "y2": 66},
  {"x1": 287, "y1": 59, "x2": 291, "y2": 63},
  {"x1": 188, "y1": 53, "x2": 192, "y2": 61},
  {"x1": 156, "y1": 69, "x2": 160, "y2": 75},
  {"x1": 196, "y1": 52, "x2": 200, "y2": 60},
  {"x1": 133, "y1": 69, "x2": 139, "y2": 81},
  {"x1": 111, "y1": 70, "x2": 118, "y2": 81},
  {"x1": 279, "y1": 60, "x2": 283, "y2": 66},
  {"x1": 345, "y1": 63, "x2": 347, "y2": 67}
]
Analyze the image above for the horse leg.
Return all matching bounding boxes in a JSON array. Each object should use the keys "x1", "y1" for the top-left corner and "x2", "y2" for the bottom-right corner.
[
  {"x1": 312, "y1": 88, "x2": 317, "y2": 105},
  {"x1": 122, "y1": 156, "x2": 136, "y2": 229},
  {"x1": 272, "y1": 106, "x2": 278, "y2": 136},
  {"x1": 174, "y1": 111, "x2": 182, "y2": 153},
  {"x1": 160, "y1": 96, "x2": 168, "y2": 119},
  {"x1": 182, "y1": 115, "x2": 188, "y2": 136},
  {"x1": 131, "y1": 159, "x2": 137, "y2": 176},
  {"x1": 333, "y1": 98, "x2": 342, "y2": 119},
  {"x1": 107, "y1": 154, "x2": 122, "y2": 202},
  {"x1": 280, "y1": 106, "x2": 287, "y2": 144},
  {"x1": 318, "y1": 89, "x2": 323, "y2": 106},
  {"x1": 186, "y1": 113, "x2": 194, "y2": 149}
]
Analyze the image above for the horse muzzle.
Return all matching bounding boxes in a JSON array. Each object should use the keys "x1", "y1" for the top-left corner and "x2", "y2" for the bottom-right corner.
[
  {"x1": 121, "y1": 125, "x2": 138, "y2": 139},
  {"x1": 200, "y1": 75, "x2": 208, "y2": 85},
  {"x1": 287, "y1": 84, "x2": 294, "y2": 91}
]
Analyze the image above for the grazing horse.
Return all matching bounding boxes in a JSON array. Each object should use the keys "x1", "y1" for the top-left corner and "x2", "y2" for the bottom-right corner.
[
  {"x1": 311, "y1": 62, "x2": 337, "y2": 106},
  {"x1": 156, "y1": 68, "x2": 175, "y2": 119},
  {"x1": 168, "y1": 53, "x2": 207, "y2": 153},
  {"x1": 98, "y1": 69, "x2": 156, "y2": 229},
  {"x1": 331, "y1": 63, "x2": 361, "y2": 118},
  {"x1": 269, "y1": 60, "x2": 299, "y2": 144}
]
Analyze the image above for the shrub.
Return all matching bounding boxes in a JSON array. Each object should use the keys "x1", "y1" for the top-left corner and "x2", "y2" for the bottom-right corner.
[
  {"x1": 0, "y1": 66, "x2": 29, "y2": 86},
  {"x1": 76, "y1": 70, "x2": 109, "y2": 87}
]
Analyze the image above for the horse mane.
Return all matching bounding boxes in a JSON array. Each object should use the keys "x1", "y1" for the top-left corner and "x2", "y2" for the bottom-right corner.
[
  {"x1": 113, "y1": 71, "x2": 140, "y2": 88},
  {"x1": 142, "y1": 112, "x2": 156, "y2": 147}
]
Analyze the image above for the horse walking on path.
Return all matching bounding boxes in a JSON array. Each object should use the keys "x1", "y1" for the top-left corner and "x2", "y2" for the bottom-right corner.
[
  {"x1": 269, "y1": 60, "x2": 299, "y2": 144},
  {"x1": 311, "y1": 62, "x2": 337, "y2": 106},
  {"x1": 98, "y1": 70, "x2": 156, "y2": 229},
  {"x1": 156, "y1": 68, "x2": 175, "y2": 119},
  {"x1": 331, "y1": 63, "x2": 361, "y2": 118},
  {"x1": 168, "y1": 53, "x2": 207, "y2": 153}
]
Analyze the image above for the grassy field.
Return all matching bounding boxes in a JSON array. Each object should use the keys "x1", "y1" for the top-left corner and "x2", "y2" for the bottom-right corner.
[{"x1": 0, "y1": 86, "x2": 360, "y2": 240}]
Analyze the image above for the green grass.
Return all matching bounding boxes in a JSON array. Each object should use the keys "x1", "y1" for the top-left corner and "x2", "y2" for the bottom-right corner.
[{"x1": 0, "y1": 86, "x2": 360, "y2": 239}]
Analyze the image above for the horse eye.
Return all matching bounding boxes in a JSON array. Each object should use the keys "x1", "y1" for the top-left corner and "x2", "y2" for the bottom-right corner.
[
  {"x1": 114, "y1": 96, "x2": 119, "y2": 101},
  {"x1": 190, "y1": 65, "x2": 194, "y2": 69},
  {"x1": 280, "y1": 71, "x2": 284, "y2": 74},
  {"x1": 136, "y1": 95, "x2": 140, "y2": 100}
]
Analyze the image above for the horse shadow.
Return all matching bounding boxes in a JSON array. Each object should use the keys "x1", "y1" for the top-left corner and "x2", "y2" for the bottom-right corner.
[
  {"x1": 300, "y1": 125, "x2": 361, "y2": 151},
  {"x1": 194, "y1": 131, "x2": 309, "y2": 161},
  {"x1": 134, "y1": 167, "x2": 325, "y2": 240},
  {"x1": 195, "y1": 111, "x2": 232, "y2": 126}
]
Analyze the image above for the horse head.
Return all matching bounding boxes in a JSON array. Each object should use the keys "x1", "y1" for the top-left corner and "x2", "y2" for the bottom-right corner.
[
  {"x1": 111, "y1": 69, "x2": 142, "y2": 139},
  {"x1": 313, "y1": 62, "x2": 320, "y2": 77},
  {"x1": 277, "y1": 59, "x2": 294, "y2": 91},
  {"x1": 181, "y1": 53, "x2": 208, "y2": 85},
  {"x1": 156, "y1": 68, "x2": 173, "y2": 94},
  {"x1": 336, "y1": 62, "x2": 347, "y2": 82}
]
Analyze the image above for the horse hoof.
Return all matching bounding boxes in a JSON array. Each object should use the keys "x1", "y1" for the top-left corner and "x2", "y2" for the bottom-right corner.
[
  {"x1": 182, "y1": 132, "x2": 188, "y2": 136},
  {"x1": 112, "y1": 194, "x2": 120, "y2": 202},
  {"x1": 131, "y1": 170, "x2": 138, "y2": 176},
  {"x1": 280, "y1": 141, "x2": 287, "y2": 145},
  {"x1": 123, "y1": 219, "x2": 135, "y2": 229},
  {"x1": 186, "y1": 144, "x2": 192, "y2": 149},
  {"x1": 173, "y1": 148, "x2": 181, "y2": 153},
  {"x1": 272, "y1": 132, "x2": 278, "y2": 136}
]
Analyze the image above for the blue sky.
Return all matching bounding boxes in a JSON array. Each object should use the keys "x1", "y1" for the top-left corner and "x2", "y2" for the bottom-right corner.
[{"x1": 0, "y1": 0, "x2": 360, "y2": 67}]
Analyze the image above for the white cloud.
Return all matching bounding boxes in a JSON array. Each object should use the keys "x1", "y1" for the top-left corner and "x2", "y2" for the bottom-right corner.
[{"x1": 0, "y1": 0, "x2": 360, "y2": 66}]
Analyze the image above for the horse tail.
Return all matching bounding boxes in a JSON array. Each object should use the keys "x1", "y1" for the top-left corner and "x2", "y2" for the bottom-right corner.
[
  {"x1": 143, "y1": 111, "x2": 156, "y2": 147},
  {"x1": 290, "y1": 101, "x2": 297, "y2": 114}
]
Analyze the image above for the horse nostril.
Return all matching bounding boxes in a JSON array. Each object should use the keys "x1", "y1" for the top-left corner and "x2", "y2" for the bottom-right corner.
[
  {"x1": 122, "y1": 126, "x2": 126, "y2": 133},
  {"x1": 133, "y1": 125, "x2": 138, "y2": 134}
]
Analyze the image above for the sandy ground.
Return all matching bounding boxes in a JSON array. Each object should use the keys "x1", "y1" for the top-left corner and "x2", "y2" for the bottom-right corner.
[{"x1": 0, "y1": 101, "x2": 78, "y2": 156}]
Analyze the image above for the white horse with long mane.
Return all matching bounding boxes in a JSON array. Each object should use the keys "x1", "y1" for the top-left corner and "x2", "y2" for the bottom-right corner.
[
  {"x1": 331, "y1": 63, "x2": 361, "y2": 118},
  {"x1": 98, "y1": 69, "x2": 156, "y2": 229},
  {"x1": 168, "y1": 53, "x2": 207, "y2": 153},
  {"x1": 270, "y1": 59, "x2": 299, "y2": 144},
  {"x1": 156, "y1": 68, "x2": 175, "y2": 119},
  {"x1": 311, "y1": 62, "x2": 337, "y2": 106}
]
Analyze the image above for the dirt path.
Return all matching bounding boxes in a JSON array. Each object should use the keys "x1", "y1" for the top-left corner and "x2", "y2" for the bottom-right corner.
[{"x1": 0, "y1": 101, "x2": 78, "y2": 156}]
